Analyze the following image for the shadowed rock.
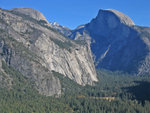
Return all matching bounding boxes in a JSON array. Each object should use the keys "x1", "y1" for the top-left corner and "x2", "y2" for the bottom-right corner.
[{"x1": 56, "y1": 9, "x2": 150, "y2": 75}]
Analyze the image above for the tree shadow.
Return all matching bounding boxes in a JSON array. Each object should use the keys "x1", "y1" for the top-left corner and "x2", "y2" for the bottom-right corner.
[{"x1": 122, "y1": 81, "x2": 150, "y2": 103}]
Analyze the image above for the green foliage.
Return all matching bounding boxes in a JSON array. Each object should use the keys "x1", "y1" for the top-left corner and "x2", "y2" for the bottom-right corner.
[
  {"x1": 7, "y1": 10, "x2": 39, "y2": 24},
  {"x1": 0, "y1": 61, "x2": 74, "y2": 113},
  {"x1": 1, "y1": 9, "x2": 150, "y2": 113},
  {"x1": 61, "y1": 69, "x2": 150, "y2": 113},
  {"x1": 73, "y1": 40, "x2": 87, "y2": 45},
  {"x1": 1, "y1": 66, "x2": 150, "y2": 113},
  {"x1": 6, "y1": 10, "x2": 69, "y2": 40},
  {"x1": 3, "y1": 36, "x2": 41, "y2": 64},
  {"x1": 50, "y1": 38, "x2": 73, "y2": 52},
  {"x1": 52, "y1": 71, "x2": 83, "y2": 95},
  {"x1": 1, "y1": 52, "x2": 150, "y2": 113},
  {"x1": 39, "y1": 20, "x2": 47, "y2": 24}
]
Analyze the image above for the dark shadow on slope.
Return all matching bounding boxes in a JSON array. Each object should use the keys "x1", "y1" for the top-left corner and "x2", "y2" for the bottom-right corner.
[{"x1": 123, "y1": 81, "x2": 150, "y2": 103}]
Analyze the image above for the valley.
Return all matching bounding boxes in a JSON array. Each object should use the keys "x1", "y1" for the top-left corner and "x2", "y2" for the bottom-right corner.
[
  {"x1": 0, "y1": 7, "x2": 150, "y2": 113},
  {"x1": 1, "y1": 66, "x2": 150, "y2": 113}
]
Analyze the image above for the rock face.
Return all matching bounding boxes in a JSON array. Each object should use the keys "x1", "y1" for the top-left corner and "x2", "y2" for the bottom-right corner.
[
  {"x1": 0, "y1": 8, "x2": 97, "y2": 96},
  {"x1": 58, "y1": 9, "x2": 150, "y2": 75},
  {"x1": 9, "y1": 7, "x2": 48, "y2": 23},
  {"x1": 50, "y1": 22, "x2": 72, "y2": 37}
]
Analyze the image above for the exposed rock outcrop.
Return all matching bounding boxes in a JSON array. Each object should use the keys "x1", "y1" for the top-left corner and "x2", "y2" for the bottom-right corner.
[
  {"x1": 50, "y1": 22, "x2": 72, "y2": 36},
  {"x1": 0, "y1": 8, "x2": 98, "y2": 96},
  {"x1": 57, "y1": 9, "x2": 150, "y2": 75},
  {"x1": 9, "y1": 7, "x2": 48, "y2": 22}
]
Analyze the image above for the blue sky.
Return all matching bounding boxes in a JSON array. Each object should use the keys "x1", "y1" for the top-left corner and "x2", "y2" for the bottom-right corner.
[{"x1": 0, "y1": 0, "x2": 150, "y2": 29}]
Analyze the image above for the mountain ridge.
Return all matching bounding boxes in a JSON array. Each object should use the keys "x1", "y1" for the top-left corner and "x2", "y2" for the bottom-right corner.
[
  {"x1": 9, "y1": 7, "x2": 49, "y2": 23},
  {"x1": 53, "y1": 9, "x2": 150, "y2": 75},
  {"x1": 0, "y1": 7, "x2": 98, "y2": 96}
]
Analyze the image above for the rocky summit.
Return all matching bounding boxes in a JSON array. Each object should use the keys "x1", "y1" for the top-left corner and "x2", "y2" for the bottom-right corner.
[
  {"x1": 0, "y1": 7, "x2": 150, "y2": 97},
  {"x1": 56, "y1": 9, "x2": 150, "y2": 75},
  {"x1": 0, "y1": 8, "x2": 98, "y2": 96},
  {"x1": 9, "y1": 7, "x2": 49, "y2": 23}
]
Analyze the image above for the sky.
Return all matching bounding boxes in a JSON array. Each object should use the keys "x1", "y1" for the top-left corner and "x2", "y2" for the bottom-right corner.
[{"x1": 0, "y1": 0, "x2": 150, "y2": 29}]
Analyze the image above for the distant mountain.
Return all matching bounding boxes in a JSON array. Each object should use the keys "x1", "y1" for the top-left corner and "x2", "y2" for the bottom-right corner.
[
  {"x1": 50, "y1": 22, "x2": 72, "y2": 37},
  {"x1": 0, "y1": 7, "x2": 98, "y2": 96},
  {"x1": 54, "y1": 9, "x2": 150, "y2": 75}
]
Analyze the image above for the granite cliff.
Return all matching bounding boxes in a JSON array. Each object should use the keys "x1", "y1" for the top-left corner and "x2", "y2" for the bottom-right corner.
[
  {"x1": 0, "y1": 8, "x2": 98, "y2": 96},
  {"x1": 56, "y1": 9, "x2": 150, "y2": 75}
]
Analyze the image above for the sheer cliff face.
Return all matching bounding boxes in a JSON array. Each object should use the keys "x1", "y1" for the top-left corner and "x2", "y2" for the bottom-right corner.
[
  {"x1": 62, "y1": 9, "x2": 150, "y2": 75},
  {"x1": 0, "y1": 8, "x2": 97, "y2": 96},
  {"x1": 87, "y1": 9, "x2": 135, "y2": 37}
]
